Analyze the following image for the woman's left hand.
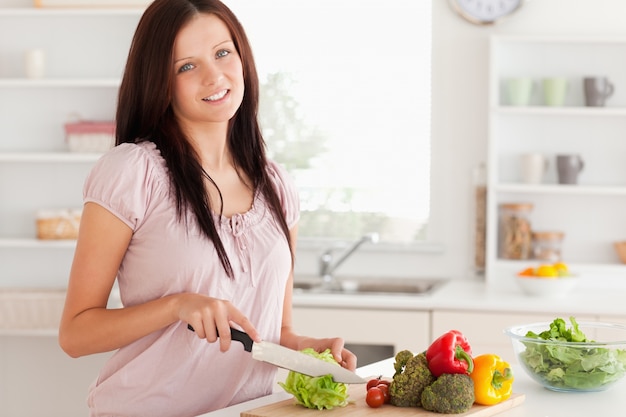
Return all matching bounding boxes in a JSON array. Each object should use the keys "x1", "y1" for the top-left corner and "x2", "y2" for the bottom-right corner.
[
  {"x1": 313, "y1": 337, "x2": 357, "y2": 371},
  {"x1": 291, "y1": 335, "x2": 357, "y2": 371}
]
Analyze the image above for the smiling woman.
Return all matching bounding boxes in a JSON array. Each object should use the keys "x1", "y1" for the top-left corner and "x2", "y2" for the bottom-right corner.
[{"x1": 226, "y1": 0, "x2": 432, "y2": 243}]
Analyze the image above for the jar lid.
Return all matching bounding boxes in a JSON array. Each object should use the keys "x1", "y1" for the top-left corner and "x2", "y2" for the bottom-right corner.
[
  {"x1": 532, "y1": 231, "x2": 565, "y2": 240},
  {"x1": 499, "y1": 203, "x2": 533, "y2": 210}
]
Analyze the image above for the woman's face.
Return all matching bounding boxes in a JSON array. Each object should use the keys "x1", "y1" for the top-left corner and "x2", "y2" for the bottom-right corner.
[{"x1": 171, "y1": 13, "x2": 244, "y2": 130}]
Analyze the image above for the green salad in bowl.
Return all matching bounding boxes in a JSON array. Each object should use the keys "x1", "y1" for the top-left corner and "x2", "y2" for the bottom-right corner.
[{"x1": 505, "y1": 317, "x2": 626, "y2": 392}]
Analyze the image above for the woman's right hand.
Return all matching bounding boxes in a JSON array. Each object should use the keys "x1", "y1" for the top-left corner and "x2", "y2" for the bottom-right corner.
[
  {"x1": 60, "y1": 202, "x2": 260, "y2": 358},
  {"x1": 175, "y1": 293, "x2": 260, "y2": 352}
]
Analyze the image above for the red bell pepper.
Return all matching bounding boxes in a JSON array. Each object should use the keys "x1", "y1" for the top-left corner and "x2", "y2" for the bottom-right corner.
[{"x1": 426, "y1": 330, "x2": 474, "y2": 377}]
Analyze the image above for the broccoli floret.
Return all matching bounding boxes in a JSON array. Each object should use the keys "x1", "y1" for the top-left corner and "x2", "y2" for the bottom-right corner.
[
  {"x1": 392, "y1": 350, "x2": 415, "y2": 377},
  {"x1": 389, "y1": 350, "x2": 436, "y2": 407},
  {"x1": 421, "y1": 373, "x2": 475, "y2": 414}
]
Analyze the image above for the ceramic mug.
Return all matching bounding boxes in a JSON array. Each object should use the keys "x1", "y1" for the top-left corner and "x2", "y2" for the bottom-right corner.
[
  {"x1": 543, "y1": 78, "x2": 568, "y2": 106},
  {"x1": 520, "y1": 153, "x2": 548, "y2": 184},
  {"x1": 584, "y1": 77, "x2": 615, "y2": 107},
  {"x1": 556, "y1": 154, "x2": 584, "y2": 185},
  {"x1": 506, "y1": 78, "x2": 533, "y2": 106}
]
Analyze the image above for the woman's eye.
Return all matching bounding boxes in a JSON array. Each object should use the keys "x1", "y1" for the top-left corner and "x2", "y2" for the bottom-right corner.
[
  {"x1": 216, "y1": 49, "x2": 230, "y2": 59},
  {"x1": 178, "y1": 63, "x2": 194, "y2": 73}
]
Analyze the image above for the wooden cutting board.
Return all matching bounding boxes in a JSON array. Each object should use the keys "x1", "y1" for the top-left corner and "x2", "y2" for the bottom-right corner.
[{"x1": 241, "y1": 385, "x2": 525, "y2": 417}]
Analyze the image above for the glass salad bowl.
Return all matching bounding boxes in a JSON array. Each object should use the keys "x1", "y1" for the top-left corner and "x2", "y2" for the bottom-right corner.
[{"x1": 505, "y1": 320, "x2": 626, "y2": 392}]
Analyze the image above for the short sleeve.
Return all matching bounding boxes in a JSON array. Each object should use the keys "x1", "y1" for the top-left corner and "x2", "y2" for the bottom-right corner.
[
  {"x1": 83, "y1": 142, "x2": 169, "y2": 231},
  {"x1": 266, "y1": 160, "x2": 300, "y2": 229}
]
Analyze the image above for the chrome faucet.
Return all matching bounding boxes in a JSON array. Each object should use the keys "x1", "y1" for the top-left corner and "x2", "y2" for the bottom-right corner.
[{"x1": 319, "y1": 232, "x2": 379, "y2": 289}]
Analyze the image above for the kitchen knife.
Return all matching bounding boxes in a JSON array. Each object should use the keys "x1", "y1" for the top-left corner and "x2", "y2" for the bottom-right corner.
[{"x1": 187, "y1": 324, "x2": 366, "y2": 384}]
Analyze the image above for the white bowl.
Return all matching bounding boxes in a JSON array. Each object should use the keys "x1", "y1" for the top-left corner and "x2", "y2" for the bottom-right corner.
[{"x1": 515, "y1": 274, "x2": 579, "y2": 298}]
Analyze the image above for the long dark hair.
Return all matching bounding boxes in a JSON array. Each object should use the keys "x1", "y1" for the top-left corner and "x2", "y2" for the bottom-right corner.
[{"x1": 116, "y1": 0, "x2": 293, "y2": 277}]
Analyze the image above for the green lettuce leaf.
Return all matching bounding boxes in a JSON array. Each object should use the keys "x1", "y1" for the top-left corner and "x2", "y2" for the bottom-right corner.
[
  {"x1": 521, "y1": 317, "x2": 626, "y2": 390},
  {"x1": 277, "y1": 348, "x2": 349, "y2": 410}
]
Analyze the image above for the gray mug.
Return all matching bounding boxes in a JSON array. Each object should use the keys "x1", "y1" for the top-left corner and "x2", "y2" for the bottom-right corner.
[
  {"x1": 584, "y1": 77, "x2": 614, "y2": 107},
  {"x1": 556, "y1": 154, "x2": 584, "y2": 185}
]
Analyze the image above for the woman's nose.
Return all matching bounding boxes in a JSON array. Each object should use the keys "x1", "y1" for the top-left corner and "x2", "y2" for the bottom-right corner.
[{"x1": 202, "y1": 61, "x2": 223, "y2": 85}]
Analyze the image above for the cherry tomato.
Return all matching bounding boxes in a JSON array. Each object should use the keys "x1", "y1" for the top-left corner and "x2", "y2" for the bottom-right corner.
[
  {"x1": 377, "y1": 383, "x2": 390, "y2": 404},
  {"x1": 366, "y1": 377, "x2": 383, "y2": 391},
  {"x1": 366, "y1": 387, "x2": 385, "y2": 408}
]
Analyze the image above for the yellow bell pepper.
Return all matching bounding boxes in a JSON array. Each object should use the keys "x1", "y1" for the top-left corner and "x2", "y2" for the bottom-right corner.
[{"x1": 470, "y1": 354, "x2": 514, "y2": 405}]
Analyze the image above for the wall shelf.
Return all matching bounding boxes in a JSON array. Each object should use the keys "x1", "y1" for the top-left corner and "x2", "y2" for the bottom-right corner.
[
  {"x1": 0, "y1": 7, "x2": 140, "y2": 287},
  {"x1": 495, "y1": 183, "x2": 626, "y2": 196},
  {"x1": 0, "y1": 239, "x2": 76, "y2": 249},
  {"x1": 485, "y1": 35, "x2": 626, "y2": 284},
  {"x1": 0, "y1": 152, "x2": 103, "y2": 163},
  {"x1": 493, "y1": 106, "x2": 626, "y2": 117},
  {"x1": 0, "y1": 8, "x2": 143, "y2": 17},
  {"x1": 0, "y1": 78, "x2": 120, "y2": 88}
]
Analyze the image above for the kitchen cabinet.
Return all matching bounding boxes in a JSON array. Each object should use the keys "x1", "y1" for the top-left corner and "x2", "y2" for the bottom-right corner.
[
  {"x1": 431, "y1": 310, "x2": 597, "y2": 363},
  {"x1": 486, "y1": 35, "x2": 626, "y2": 285},
  {"x1": 0, "y1": 4, "x2": 141, "y2": 289},
  {"x1": 0, "y1": 333, "x2": 112, "y2": 417}
]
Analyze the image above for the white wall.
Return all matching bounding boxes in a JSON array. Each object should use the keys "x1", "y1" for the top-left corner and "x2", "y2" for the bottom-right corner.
[{"x1": 296, "y1": 0, "x2": 626, "y2": 282}]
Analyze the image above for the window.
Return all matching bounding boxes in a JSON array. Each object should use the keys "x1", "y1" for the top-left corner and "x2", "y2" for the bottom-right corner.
[{"x1": 227, "y1": 0, "x2": 432, "y2": 243}]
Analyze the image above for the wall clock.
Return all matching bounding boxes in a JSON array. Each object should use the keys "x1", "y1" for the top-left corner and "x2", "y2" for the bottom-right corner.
[{"x1": 449, "y1": 0, "x2": 527, "y2": 25}]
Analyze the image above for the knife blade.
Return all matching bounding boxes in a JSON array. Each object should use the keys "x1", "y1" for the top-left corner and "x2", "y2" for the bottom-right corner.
[{"x1": 187, "y1": 324, "x2": 366, "y2": 384}]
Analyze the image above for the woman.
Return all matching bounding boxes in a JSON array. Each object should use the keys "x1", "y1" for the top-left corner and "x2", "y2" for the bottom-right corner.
[{"x1": 58, "y1": 1, "x2": 356, "y2": 415}]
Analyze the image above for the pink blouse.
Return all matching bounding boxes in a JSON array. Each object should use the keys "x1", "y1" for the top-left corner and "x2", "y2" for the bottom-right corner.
[{"x1": 83, "y1": 142, "x2": 299, "y2": 417}]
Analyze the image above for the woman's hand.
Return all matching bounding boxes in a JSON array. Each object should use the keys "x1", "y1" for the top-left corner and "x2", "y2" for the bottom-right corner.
[
  {"x1": 303, "y1": 337, "x2": 357, "y2": 372},
  {"x1": 176, "y1": 293, "x2": 260, "y2": 352},
  {"x1": 281, "y1": 330, "x2": 357, "y2": 372}
]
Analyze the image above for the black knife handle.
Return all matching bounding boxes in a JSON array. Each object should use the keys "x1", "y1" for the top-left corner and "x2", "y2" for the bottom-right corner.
[{"x1": 186, "y1": 324, "x2": 253, "y2": 352}]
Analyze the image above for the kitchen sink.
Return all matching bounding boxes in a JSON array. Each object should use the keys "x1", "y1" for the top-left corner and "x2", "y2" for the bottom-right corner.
[{"x1": 292, "y1": 277, "x2": 448, "y2": 296}]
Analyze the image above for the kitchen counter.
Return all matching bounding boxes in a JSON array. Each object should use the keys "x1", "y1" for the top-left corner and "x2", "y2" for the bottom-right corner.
[
  {"x1": 200, "y1": 274, "x2": 623, "y2": 417},
  {"x1": 3, "y1": 276, "x2": 625, "y2": 417},
  {"x1": 292, "y1": 275, "x2": 626, "y2": 316},
  {"x1": 200, "y1": 356, "x2": 626, "y2": 417}
]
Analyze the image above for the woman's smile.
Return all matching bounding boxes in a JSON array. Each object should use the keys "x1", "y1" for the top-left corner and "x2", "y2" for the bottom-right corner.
[{"x1": 203, "y1": 89, "x2": 229, "y2": 102}]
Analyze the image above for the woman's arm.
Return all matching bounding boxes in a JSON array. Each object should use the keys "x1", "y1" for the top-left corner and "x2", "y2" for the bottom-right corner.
[
  {"x1": 279, "y1": 225, "x2": 357, "y2": 372},
  {"x1": 58, "y1": 202, "x2": 259, "y2": 358}
]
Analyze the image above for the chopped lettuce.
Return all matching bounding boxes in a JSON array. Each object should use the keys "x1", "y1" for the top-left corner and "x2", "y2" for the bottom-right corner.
[
  {"x1": 521, "y1": 317, "x2": 626, "y2": 390},
  {"x1": 278, "y1": 348, "x2": 349, "y2": 410}
]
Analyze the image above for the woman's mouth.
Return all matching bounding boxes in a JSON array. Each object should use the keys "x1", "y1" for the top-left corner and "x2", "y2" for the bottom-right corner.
[{"x1": 203, "y1": 89, "x2": 228, "y2": 102}]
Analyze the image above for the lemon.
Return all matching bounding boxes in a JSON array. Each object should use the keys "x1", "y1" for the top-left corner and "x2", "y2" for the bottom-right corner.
[
  {"x1": 535, "y1": 264, "x2": 558, "y2": 278},
  {"x1": 553, "y1": 262, "x2": 569, "y2": 276}
]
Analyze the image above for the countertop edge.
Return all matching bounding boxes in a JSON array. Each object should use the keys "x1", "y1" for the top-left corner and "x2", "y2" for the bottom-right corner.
[{"x1": 292, "y1": 279, "x2": 626, "y2": 316}]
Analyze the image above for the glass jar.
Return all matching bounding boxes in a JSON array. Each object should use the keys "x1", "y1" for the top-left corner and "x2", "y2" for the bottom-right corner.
[
  {"x1": 532, "y1": 231, "x2": 564, "y2": 262},
  {"x1": 498, "y1": 203, "x2": 533, "y2": 260},
  {"x1": 473, "y1": 163, "x2": 487, "y2": 274}
]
